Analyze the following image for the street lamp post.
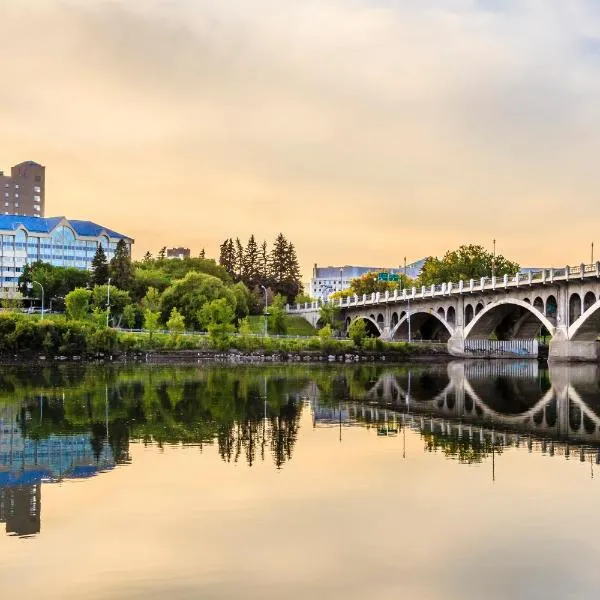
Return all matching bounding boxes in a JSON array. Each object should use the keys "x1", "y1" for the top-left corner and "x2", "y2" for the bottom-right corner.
[
  {"x1": 106, "y1": 277, "x2": 111, "y2": 328},
  {"x1": 260, "y1": 284, "x2": 268, "y2": 337},
  {"x1": 30, "y1": 280, "x2": 44, "y2": 320},
  {"x1": 339, "y1": 267, "x2": 343, "y2": 294},
  {"x1": 492, "y1": 239, "x2": 496, "y2": 280}
]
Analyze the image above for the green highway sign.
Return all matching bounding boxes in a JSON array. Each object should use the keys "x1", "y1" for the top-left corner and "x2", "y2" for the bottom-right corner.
[{"x1": 377, "y1": 272, "x2": 400, "y2": 282}]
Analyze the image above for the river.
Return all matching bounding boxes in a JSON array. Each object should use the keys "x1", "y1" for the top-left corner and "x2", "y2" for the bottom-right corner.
[{"x1": 0, "y1": 361, "x2": 599, "y2": 599}]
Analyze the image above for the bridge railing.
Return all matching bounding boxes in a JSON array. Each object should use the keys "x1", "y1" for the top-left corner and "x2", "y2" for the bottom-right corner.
[{"x1": 288, "y1": 261, "x2": 600, "y2": 312}]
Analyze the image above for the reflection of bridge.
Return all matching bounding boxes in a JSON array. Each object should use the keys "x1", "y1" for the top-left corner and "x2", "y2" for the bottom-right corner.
[
  {"x1": 308, "y1": 361, "x2": 600, "y2": 463},
  {"x1": 288, "y1": 263, "x2": 600, "y2": 360}
]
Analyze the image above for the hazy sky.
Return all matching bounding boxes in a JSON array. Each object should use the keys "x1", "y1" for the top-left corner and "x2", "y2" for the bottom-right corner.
[{"x1": 2, "y1": 1, "x2": 600, "y2": 278}]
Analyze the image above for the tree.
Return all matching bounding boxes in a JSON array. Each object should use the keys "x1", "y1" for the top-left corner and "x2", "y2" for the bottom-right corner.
[
  {"x1": 143, "y1": 309, "x2": 160, "y2": 339},
  {"x1": 122, "y1": 304, "x2": 138, "y2": 329},
  {"x1": 418, "y1": 244, "x2": 519, "y2": 286},
  {"x1": 109, "y1": 239, "x2": 134, "y2": 291},
  {"x1": 159, "y1": 271, "x2": 237, "y2": 330},
  {"x1": 91, "y1": 245, "x2": 109, "y2": 286},
  {"x1": 269, "y1": 234, "x2": 302, "y2": 302},
  {"x1": 157, "y1": 246, "x2": 167, "y2": 260},
  {"x1": 91, "y1": 285, "x2": 131, "y2": 326},
  {"x1": 348, "y1": 319, "x2": 367, "y2": 348},
  {"x1": 65, "y1": 288, "x2": 92, "y2": 321},
  {"x1": 19, "y1": 261, "x2": 90, "y2": 302},
  {"x1": 197, "y1": 298, "x2": 235, "y2": 348},
  {"x1": 231, "y1": 282, "x2": 251, "y2": 321},
  {"x1": 219, "y1": 238, "x2": 235, "y2": 274},
  {"x1": 166, "y1": 307, "x2": 186, "y2": 335},
  {"x1": 320, "y1": 303, "x2": 341, "y2": 330},
  {"x1": 259, "y1": 240, "x2": 269, "y2": 283},
  {"x1": 268, "y1": 294, "x2": 288, "y2": 334},
  {"x1": 234, "y1": 238, "x2": 244, "y2": 281},
  {"x1": 142, "y1": 287, "x2": 162, "y2": 313},
  {"x1": 143, "y1": 251, "x2": 153, "y2": 263},
  {"x1": 199, "y1": 248, "x2": 206, "y2": 259},
  {"x1": 243, "y1": 234, "x2": 260, "y2": 288}
]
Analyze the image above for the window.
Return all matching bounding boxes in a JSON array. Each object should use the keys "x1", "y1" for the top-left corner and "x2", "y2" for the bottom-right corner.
[
  {"x1": 34, "y1": 175, "x2": 41, "y2": 182},
  {"x1": 34, "y1": 195, "x2": 40, "y2": 202},
  {"x1": 14, "y1": 203, "x2": 18, "y2": 208},
  {"x1": 34, "y1": 186, "x2": 41, "y2": 193},
  {"x1": 14, "y1": 185, "x2": 19, "y2": 189},
  {"x1": 3, "y1": 202, "x2": 7, "y2": 207},
  {"x1": 14, "y1": 193, "x2": 18, "y2": 198},
  {"x1": 34, "y1": 205, "x2": 40, "y2": 211},
  {"x1": 4, "y1": 193, "x2": 7, "y2": 197}
]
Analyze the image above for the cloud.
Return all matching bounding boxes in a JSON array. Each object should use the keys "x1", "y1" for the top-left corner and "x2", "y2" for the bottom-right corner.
[{"x1": 1, "y1": 0, "x2": 600, "y2": 272}]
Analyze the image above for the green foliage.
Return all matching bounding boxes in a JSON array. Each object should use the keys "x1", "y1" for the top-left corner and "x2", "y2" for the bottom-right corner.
[
  {"x1": 109, "y1": 239, "x2": 134, "y2": 291},
  {"x1": 418, "y1": 244, "x2": 519, "y2": 286},
  {"x1": 160, "y1": 271, "x2": 237, "y2": 330},
  {"x1": 268, "y1": 294, "x2": 288, "y2": 335},
  {"x1": 91, "y1": 245, "x2": 109, "y2": 286},
  {"x1": 0, "y1": 313, "x2": 117, "y2": 356},
  {"x1": 142, "y1": 287, "x2": 162, "y2": 313},
  {"x1": 197, "y1": 298, "x2": 235, "y2": 349},
  {"x1": 130, "y1": 268, "x2": 170, "y2": 302},
  {"x1": 319, "y1": 303, "x2": 341, "y2": 330},
  {"x1": 91, "y1": 285, "x2": 131, "y2": 326},
  {"x1": 19, "y1": 261, "x2": 90, "y2": 302},
  {"x1": 231, "y1": 282, "x2": 251, "y2": 321},
  {"x1": 318, "y1": 324, "x2": 333, "y2": 339},
  {"x1": 65, "y1": 288, "x2": 92, "y2": 321},
  {"x1": 122, "y1": 304, "x2": 139, "y2": 329},
  {"x1": 166, "y1": 307, "x2": 186, "y2": 335},
  {"x1": 143, "y1": 310, "x2": 161, "y2": 338},
  {"x1": 348, "y1": 319, "x2": 367, "y2": 348}
]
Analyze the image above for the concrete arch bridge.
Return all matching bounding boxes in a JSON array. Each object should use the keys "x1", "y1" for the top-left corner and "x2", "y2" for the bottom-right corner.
[{"x1": 288, "y1": 264, "x2": 600, "y2": 361}]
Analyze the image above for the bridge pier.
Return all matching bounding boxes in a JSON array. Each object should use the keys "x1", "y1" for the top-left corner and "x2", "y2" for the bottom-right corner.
[
  {"x1": 549, "y1": 340, "x2": 600, "y2": 362},
  {"x1": 447, "y1": 330, "x2": 465, "y2": 357}
]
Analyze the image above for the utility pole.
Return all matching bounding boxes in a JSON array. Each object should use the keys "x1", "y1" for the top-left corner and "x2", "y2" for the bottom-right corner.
[{"x1": 492, "y1": 239, "x2": 496, "y2": 280}]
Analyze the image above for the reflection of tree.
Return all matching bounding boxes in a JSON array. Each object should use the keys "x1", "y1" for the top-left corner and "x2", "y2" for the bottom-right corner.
[
  {"x1": 421, "y1": 431, "x2": 501, "y2": 464},
  {"x1": 6, "y1": 365, "x2": 308, "y2": 469}
]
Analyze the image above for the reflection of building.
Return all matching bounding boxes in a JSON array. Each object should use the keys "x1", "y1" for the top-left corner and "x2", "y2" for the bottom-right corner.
[
  {"x1": 0, "y1": 215, "x2": 133, "y2": 296},
  {"x1": 0, "y1": 161, "x2": 45, "y2": 217},
  {"x1": 0, "y1": 407, "x2": 114, "y2": 537}
]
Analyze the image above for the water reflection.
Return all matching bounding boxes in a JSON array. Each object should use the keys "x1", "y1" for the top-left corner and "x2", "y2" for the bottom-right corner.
[{"x1": 0, "y1": 362, "x2": 600, "y2": 538}]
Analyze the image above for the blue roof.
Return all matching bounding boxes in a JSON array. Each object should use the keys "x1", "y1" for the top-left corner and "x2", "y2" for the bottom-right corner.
[{"x1": 0, "y1": 215, "x2": 132, "y2": 241}]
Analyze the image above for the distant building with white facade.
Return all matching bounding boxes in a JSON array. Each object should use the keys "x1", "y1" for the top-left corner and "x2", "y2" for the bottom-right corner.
[{"x1": 309, "y1": 260, "x2": 425, "y2": 299}]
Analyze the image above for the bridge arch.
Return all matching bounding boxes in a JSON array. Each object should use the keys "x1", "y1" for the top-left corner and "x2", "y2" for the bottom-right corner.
[
  {"x1": 533, "y1": 296, "x2": 544, "y2": 313},
  {"x1": 584, "y1": 291, "x2": 596, "y2": 313},
  {"x1": 465, "y1": 304, "x2": 474, "y2": 325},
  {"x1": 447, "y1": 306, "x2": 456, "y2": 325},
  {"x1": 546, "y1": 295, "x2": 557, "y2": 317},
  {"x1": 391, "y1": 310, "x2": 454, "y2": 341},
  {"x1": 570, "y1": 293, "x2": 582, "y2": 324},
  {"x1": 464, "y1": 298, "x2": 555, "y2": 340},
  {"x1": 568, "y1": 300, "x2": 600, "y2": 341},
  {"x1": 348, "y1": 315, "x2": 381, "y2": 337}
]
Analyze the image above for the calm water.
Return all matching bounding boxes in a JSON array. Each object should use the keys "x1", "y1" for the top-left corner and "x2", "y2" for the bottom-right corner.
[{"x1": 0, "y1": 361, "x2": 600, "y2": 599}]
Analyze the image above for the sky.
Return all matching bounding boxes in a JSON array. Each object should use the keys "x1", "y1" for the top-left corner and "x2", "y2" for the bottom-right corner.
[{"x1": 2, "y1": 0, "x2": 600, "y2": 280}]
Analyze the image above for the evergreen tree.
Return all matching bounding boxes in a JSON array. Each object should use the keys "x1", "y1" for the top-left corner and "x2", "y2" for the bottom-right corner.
[
  {"x1": 199, "y1": 248, "x2": 206, "y2": 259},
  {"x1": 157, "y1": 246, "x2": 167, "y2": 260},
  {"x1": 269, "y1": 233, "x2": 288, "y2": 290},
  {"x1": 234, "y1": 238, "x2": 244, "y2": 281},
  {"x1": 91, "y1": 244, "x2": 109, "y2": 286},
  {"x1": 109, "y1": 239, "x2": 134, "y2": 291},
  {"x1": 259, "y1": 240, "x2": 269, "y2": 284},
  {"x1": 218, "y1": 238, "x2": 236, "y2": 275},
  {"x1": 243, "y1": 234, "x2": 260, "y2": 288},
  {"x1": 143, "y1": 251, "x2": 152, "y2": 263}
]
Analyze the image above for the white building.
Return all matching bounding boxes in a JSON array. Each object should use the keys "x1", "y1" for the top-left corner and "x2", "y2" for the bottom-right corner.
[{"x1": 309, "y1": 260, "x2": 425, "y2": 300}]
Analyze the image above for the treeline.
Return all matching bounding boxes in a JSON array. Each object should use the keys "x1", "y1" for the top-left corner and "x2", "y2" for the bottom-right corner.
[
  {"x1": 16, "y1": 233, "x2": 305, "y2": 338},
  {"x1": 218, "y1": 233, "x2": 302, "y2": 302}
]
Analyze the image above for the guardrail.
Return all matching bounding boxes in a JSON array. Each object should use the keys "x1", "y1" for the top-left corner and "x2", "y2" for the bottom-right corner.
[{"x1": 287, "y1": 261, "x2": 600, "y2": 313}]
